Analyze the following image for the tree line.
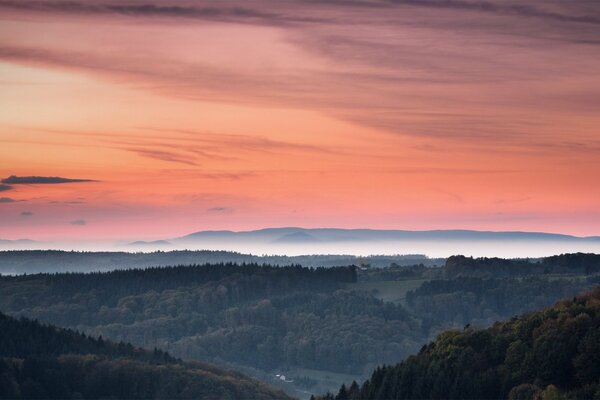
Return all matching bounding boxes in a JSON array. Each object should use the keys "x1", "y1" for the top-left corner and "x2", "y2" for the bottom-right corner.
[
  {"x1": 317, "y1": 286, "x2": 600, "y2": 399},
  {"x1": 0, "y1": 311, "x2": 290, "y2": 399}
]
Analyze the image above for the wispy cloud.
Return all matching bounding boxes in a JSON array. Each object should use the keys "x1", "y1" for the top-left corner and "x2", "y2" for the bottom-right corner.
[
  {"x1": 123, "y1": 147, "x2": 198, "y2": 166},
  {"x1": 1, "y1": 9, "x2": 598, "y2": 149},
  {"x1": 433, "y1": 188, "x2": 465, "y2": 203},
  {"x1": 207, "y1": 206, "x2": 234, "y2": 214},
  {"x1": 1, "y1": 0, "x2": 598, "y2": 27},
  {"x1": 395, "y1": 0, "x2": 600, "y2": 25},
  {"x1": 195, "y1": 172, "x2": 256, "y2": 181},
  {"x1": 69, "y1": 219, "x2": 86, "y2": 225},
  {"x1": 494, "y1": 196, "x2": 533, "y2": 205},
  {"x1": 0, "y1": 185, "x2": 13, "y2": 192},
  {"x1": 20, "y1": 211, "x2": 33, "y2": 216},
  {"x1": 0, "y1": 0, "x2": 329, "y2": 25},
  {"x1": 0, "y1": 197, "x2": 15, "y2": 203}
]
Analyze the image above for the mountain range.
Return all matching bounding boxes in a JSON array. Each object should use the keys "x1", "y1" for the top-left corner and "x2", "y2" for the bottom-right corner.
[
  {"x1": 176, "y1": 227, "x2": 600, "y2": 244},
  {"x1": 2, "y1": 228, "x2": 600, "y2": 258}
]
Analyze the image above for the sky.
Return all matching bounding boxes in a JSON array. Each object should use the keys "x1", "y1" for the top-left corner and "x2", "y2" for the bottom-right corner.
[{"x1": 0, "y1": 0, "x2": 599, "y2": 241}]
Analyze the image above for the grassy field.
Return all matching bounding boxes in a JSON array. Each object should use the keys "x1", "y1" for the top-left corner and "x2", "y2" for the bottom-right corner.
[{"x1": 348, "y1": 279, "x2": 429, "y2": 304}]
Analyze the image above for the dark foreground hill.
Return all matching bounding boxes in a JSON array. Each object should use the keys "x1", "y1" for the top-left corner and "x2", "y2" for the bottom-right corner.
[
  {"x1": 0, "y1": 312, "x2": 291, "y2": 399},
  {"x1": 319, "y1": 286, "x2": 600, "y2": 400}
]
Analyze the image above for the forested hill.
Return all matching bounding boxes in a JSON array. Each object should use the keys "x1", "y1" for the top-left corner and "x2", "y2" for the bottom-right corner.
[
  {"x1": 319, "y1": 286, "x2": 600, "y2": 400},
  {"x1": 445, "y1": 253, "x2": 600, "y2": 277},
  {"x1": 1, "y1": 256, "x2": 597, "y2": 397},
  {"x1": 0, "y1": 312, "x2": 291, "y2": 399},
  {"x1": 0, "y1": 250, "x2": 441, "y2": 274},
  {"x1": 1, "y1": 263, "x2": 357, "y2": 299}
]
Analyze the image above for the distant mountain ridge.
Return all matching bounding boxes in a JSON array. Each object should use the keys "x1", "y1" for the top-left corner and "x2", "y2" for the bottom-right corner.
[
  {"x1": 1, "y1": 228, "x2": 598, "y2": 258},
  {"x1": 177, "y1": 227, "x2": 600, "y2": 243},
  {"x1": 0, "y1": 239, "x2": 36, "y2": 244},
  {"x1": 128, "y1": 240, "x2": 172, "y2": 246}
]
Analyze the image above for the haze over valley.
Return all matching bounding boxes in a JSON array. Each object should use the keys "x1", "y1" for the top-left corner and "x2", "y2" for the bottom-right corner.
[{"x1": 2, "y1": 227, "x2": 600, "y2": 258}]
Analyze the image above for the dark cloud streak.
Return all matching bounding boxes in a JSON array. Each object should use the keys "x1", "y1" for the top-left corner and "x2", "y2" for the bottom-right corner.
[
  {"x1": 1, "y1": 0, "x2": 599, "y2": 26},
  {"x1": 2, "y1": 175, "x2": 95, "y2": 184},
  {"x1": 0, "y1": 0, "x2": 329, "y2": 26}
]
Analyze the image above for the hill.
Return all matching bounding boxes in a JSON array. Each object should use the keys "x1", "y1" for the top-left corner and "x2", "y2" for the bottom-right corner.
[
  {"x1": 179, "y1": 227, "x2": 600, "y2": 243},
  {"x1": 0, "y1": 311, "x2": 290, "y2": 399},
  {"x1": 319, "y1": 286, "x2": 600, "y2": 400},
  {"x1": 0, "y1": 255, "x2": 597, "y2": 397},
  {"x1": 0, "y1": 250, "x2": 442, "y2": 275},
  {"x1": 173, "y1": 228, "x2": 600, "y2": 258}
]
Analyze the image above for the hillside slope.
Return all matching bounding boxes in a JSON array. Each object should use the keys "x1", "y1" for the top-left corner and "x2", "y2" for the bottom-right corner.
[
  {"x1": 320, "y1": 286, "x2": 600, "y2": 400},
  {"x1": 0, "y1": 312, "x2": 291, "y2": 399}
]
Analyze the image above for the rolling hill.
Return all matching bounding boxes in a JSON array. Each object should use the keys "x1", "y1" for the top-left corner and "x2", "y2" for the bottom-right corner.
[
  {"x1": 319, "y1": 286, "x2": 600, "y2": 399},
  {"x1": 0, "y1": 311, "x2": 291, "y2": 399}
]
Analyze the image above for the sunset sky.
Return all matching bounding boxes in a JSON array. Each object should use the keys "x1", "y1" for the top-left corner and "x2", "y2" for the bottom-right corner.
[{"x1": 1, "y1": 0, "x2": 599, "y2": 241}]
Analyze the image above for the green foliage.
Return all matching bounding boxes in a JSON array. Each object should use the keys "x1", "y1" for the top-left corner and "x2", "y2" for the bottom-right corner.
[
  {"x1": 0, "y1": 312, "x2": 290, "y2": 399},
  {"x1": 0, "y1": 254, "x2": 597, "y2": 395},
  {"x1": 323, "y1": 286, "x2": 600, "y2": 399},
  {"x1": 2, "y1": 265, "x2": 408, "y2": 374},
  {"x1": 445, "y1": 253, "x2": 600, "y2": 277},
  {"x1": 405, "y1": 276, "x2": 591, "y2": 328},
  {"x1": 0, "y1": 250, "x2": 441, "y2": 275}
]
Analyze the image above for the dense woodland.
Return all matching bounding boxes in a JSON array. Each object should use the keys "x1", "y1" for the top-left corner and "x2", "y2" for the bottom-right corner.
[
  {"x1": 0, "y1": 312, "x2": 290, "y2": 399},
  {"x1": 1, "y1": 265, "x2": 418, "y2": 374},
  {"x1": 319, "y1": 286, "x2": 600, "y2": 400},
  {"x1": 445, "y1": 253, "x2": 600, "y2": 277},
  {"x1": 0, "y1": 250, "x2": 441, "y2": 274},
  {"x1": 0, "y1": 253, "x2": 598, "y2": 397}
]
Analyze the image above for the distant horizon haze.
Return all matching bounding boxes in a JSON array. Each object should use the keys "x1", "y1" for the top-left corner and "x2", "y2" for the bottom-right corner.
[{"x1": 1, "y1": 227, "x2": 599, "y2": 259}]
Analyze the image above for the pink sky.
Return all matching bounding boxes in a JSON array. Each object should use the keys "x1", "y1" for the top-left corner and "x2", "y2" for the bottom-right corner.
[{"x1": 0, "y1": 0, "x2": 599, "y2": 241}]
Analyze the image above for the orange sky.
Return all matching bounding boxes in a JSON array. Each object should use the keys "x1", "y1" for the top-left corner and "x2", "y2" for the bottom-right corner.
[{"x1": 0, "y1": 0, "x2": 599, "y2": 241}]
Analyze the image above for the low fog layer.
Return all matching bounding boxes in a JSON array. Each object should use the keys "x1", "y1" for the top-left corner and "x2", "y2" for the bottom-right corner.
[{"x1": 2, "y1": 238, "x2": 600, "y2": 259}]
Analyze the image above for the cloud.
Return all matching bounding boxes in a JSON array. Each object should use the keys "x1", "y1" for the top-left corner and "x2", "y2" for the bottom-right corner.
[
  {"x1": 2, "y1": 175, "x2": 95, "y2": 184},
  {"x1": 207, "y1": 207, "x2": 234, "y2": 213},
  {"x1": 395, "y1": 0, "x2": 600, "y2": 25},
  {"x1": 1, "y1": 0, "x2": 598, "y2": 27},
  {"x1": 69, "y1": 219, "x2": 87, "y2": 225},
  {"x1": 196, "y1": 172, "x2": 255, "y2": 181},
  {"x1": 0, "y1": 0, "x2": 328, "y2": 26},
  {"x1": 1, "y1": 0, "x2": 599, "y2": 149},
  {"x1": 124, "y1": 147, "x2": 198, "y2": 166},
  {"x1": 0, "y1": 185, "x2": 13, "y2": 192},
  {"x1": 0, "y1": 197, "x2": 15, "y2": 203},
  {"x1": 494, "y1": 196, "x2": 533, "y2": 205},
  {"x1": 141, "y1": 128, "x2": 341, "y2": 156},
  {"x1": 20, "y1": 211, "x2": 33, "y2": 216},
  {"x1": 434, "y1": 188, "x2": 465, "y2": 203}
]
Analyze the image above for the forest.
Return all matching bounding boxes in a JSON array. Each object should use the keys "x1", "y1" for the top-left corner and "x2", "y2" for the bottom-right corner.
[
  {"x1": 318, "y1": 285, "x2": 600, "y2": 400},
  {"x1": 0, "y1": 253, "x2": 598, "y2": 396},
  {"x1": 0, "y1": 250, "x2": 442, "y2": 275},
  {"x1": 0, "y1": 311, "x2": 290, "y2": 399}
]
